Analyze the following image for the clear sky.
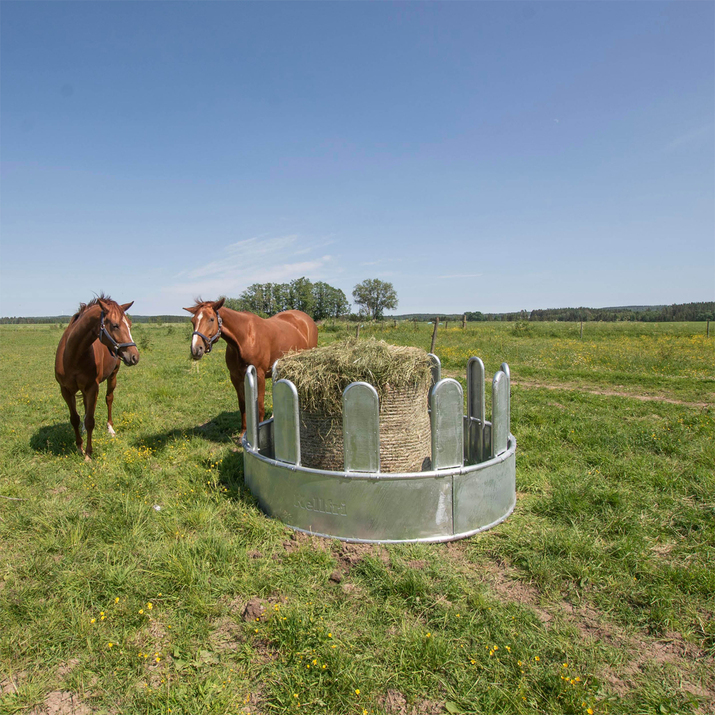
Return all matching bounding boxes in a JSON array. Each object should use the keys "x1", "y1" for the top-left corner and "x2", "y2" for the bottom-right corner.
[{"x1": 1, "y1": 1, "x2": 713, "y2": 317}]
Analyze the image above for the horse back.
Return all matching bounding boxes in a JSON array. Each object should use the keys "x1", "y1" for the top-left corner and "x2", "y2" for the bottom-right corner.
[{"x1": 270, "y1": 310, "x2": 318, "y2": 349}]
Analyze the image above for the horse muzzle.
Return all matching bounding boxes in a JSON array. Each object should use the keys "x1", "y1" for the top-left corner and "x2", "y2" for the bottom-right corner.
[
  {"x1": 191, "y1": 345, "x2": 205, "y2": 360},
  {"x1": 120, "y1": 347, "x2": 140, "y2": 366}
]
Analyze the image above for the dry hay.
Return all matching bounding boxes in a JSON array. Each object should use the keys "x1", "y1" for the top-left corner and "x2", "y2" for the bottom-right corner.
[{"x1": 275, "y1": 338, "x2": 433, "y2": 472}]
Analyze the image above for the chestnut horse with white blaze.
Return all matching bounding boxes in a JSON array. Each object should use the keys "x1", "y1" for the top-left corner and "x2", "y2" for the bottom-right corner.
[
  {"x1": 55, "y1": 297, "x2": 140, "y2": 460},
  {"x1": 184, "y1": 298, "x2": 318, "y2": 431}
]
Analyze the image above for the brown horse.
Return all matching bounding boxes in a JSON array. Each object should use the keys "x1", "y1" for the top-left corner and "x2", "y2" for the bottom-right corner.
[
  {"x1": 55, "y1": 296, "x2": 140, "y2": 460},
  {"x1": 184, "y1": 298, "x2": 318, "y2": 431}
]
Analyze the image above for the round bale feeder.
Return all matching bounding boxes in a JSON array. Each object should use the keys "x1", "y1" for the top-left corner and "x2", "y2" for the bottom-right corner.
[{"x1": 242, "y1": 340, "x2": 516, "y2": 544}]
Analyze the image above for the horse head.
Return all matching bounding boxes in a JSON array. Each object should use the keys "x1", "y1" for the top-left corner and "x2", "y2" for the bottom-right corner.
[
  {"x1": 184, "y1": 297, "x2": 225, "y2": 360},
  {"x1": 97, "y1": 298, "x2": 140, "y2": 366}
]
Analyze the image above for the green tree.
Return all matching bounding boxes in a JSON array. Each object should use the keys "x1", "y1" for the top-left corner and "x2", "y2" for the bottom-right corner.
[
  {"x1": 313, "y1": 282, "x2": 350, "y2": 320},
  {"x1": 352, "y1": 279, "x2": 398, "y2": 320}
]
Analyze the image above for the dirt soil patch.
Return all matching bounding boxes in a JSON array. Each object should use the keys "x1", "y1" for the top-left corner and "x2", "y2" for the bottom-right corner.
[{"x1": 29, "y1": 691, "x2": 91, "y2": 715}]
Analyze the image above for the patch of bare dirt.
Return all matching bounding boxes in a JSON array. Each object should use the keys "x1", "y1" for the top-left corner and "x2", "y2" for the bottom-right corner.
[
  {"x1": 407, "y1": 560, "x2": 427, "y2": 570},
  {"x1": 238, "y1": 595, "x2": 288, "y2": 623},
  {"x1": 56, "y1": 659, "x2": 80, "y2": 679},
  {"x1": 441, "y1": 371, "x2": 713, "y2": 408},
  {"x1": 209, "y1": 616, "x2": 244, "y2": 653},
  {"x1": 513, "y1": 379, "x2": 712, "y2": 408},
  {"x1": 380, "y1": 689, "x2": 407, "y2": 715},
  {"x1": 242, "y1": 597, "x2": 269, "y2": 622},
  {"x1": 412, "y1": 700, "x2": 443, "y2": 715},
  {"x1": 1, "y1": 671, "x2": 25, "y2": 695},
  {"x1": 442, "y1": 544, "x2": 715, "y2": 703},
  {"x1": 282, "y1": 530, "x2": 329, "y2": 553},
  {"x1": 28, "y1": 691, "x2": 91, "y2": 715},
  {"x1": 238, "y1": 690, "x2": 264, "y2": 714},
  {"x1": 378, "y1": 690, "x2": 443, "y2": 715}
]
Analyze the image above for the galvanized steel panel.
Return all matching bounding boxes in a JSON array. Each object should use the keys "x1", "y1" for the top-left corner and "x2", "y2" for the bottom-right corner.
[
  {"x1": 492, "y1": 371, "x2": 509, "y2": 456},
  {"x1": 467, "y1": 357, "x2": 486, "y2": 463},
  {"x1": 500, "y1": 362, "x2": 511, "y2": 432},
  {"x1": 343, "y1": 382, "x2": 380, "y2": 473},
  {"x1": 244, "y1": 365, "x2": 258, "y2": 449},
  {"x1": 430, "y1": 378, "x2": 464, "y2": 470},
  {"x1": 453, "y1": 441, "x2": 516, "y2": 536},
  {"x1": 273, "y1": 379, "x2": 301, "y2": 465},
  {"x1": 243, "y1": 452, "x2": 453, "y2": 542},
  {"x1": 428, "y1": 353, "x2": 441, "y2": 386}
]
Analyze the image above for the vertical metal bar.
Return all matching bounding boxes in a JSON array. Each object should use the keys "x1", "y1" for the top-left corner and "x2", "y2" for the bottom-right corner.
[
  {"x1": 492, "y1": 371, "x2": 509, "y2": 457},
  {"x1": 343, "y1": 382, "x2": 380, "y2": 473},
  {"x1": 499, "y1": 361, "x2": 511, "y2": 437},
  {"x1": 430, "y1": 378, "x2": 464, "y2": 470},
  {"x1": 428, "y1": 353, "x2": 441, "y2": 387},
  {"x1": 273, "y1": 379, "x2": 301, "y2": 465},
  {"x1": 467, "y1": 357, "x2": 485, "y2": 462},
  {"x1": 244, "y1": 365, "x2": 259, "y2": 448}
]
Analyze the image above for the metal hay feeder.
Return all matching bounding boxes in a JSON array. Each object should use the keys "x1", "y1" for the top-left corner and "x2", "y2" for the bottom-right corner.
[{"x1": 241, "y1": 355, "x2": 516, "y2": 543}]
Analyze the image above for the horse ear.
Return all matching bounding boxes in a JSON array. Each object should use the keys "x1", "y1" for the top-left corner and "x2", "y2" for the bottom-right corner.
[
  {"x1": 213, "y1": 297, "x2": 226, "y2": 311},
  {"x1": 120, "y1": 301, "x2": 134, "y2": 313},
  {"x1": 183, "y1": 306, "x2": 199, "y2": 314},
  {"x1": 97, "y1": 298, "x2": 109, "y2": 313}
]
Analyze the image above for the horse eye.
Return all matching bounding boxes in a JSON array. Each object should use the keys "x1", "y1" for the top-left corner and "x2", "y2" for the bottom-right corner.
[
  {"x1": 209, "y1": 317, "x2": 214, "y2": 323},
  {"x1": 112, "y1": 323, "x2": 119, "y2": 330}
]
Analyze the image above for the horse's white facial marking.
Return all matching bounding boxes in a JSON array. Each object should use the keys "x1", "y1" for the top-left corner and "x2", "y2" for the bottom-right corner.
[
  {"x1": 191, "y1": 312, "x2": 205, "y2": 352},
  {"x1": 123, "y1": 317, "x2": 135, "y2": 344},
  {"x1": 107, "y1": 423, "x2": 117, "y2": 437}
]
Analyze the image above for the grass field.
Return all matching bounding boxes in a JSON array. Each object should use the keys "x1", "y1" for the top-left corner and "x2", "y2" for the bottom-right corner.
[{"x1": 1, "y1": 320, "x2": 713, "y2": 715}]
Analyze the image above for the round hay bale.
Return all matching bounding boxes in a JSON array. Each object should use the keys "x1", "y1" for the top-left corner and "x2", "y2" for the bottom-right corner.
[{"x1": 275, "y1": 338, "x2": 433, "y2": 473}]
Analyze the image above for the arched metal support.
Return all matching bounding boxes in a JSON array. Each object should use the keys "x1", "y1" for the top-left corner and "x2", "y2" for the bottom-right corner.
[
  {"x1": 492, "y1": 370, "x2": 509, "y2": 457},
  {"x1": 430, "y1": 378, "x2": 464, "y2": 470},
  {"x1": 428, "y1": 353, "x2": 441, "y2": 387},
  {"x1": 244, "y1": 365, "x2": 259, "y2": 448},
  {"x1": 467, "y1": 356, "x2": 486, "y2": 463},
  {"x1": 500, "y1": 362, "x2": 511, "y2": 432},
  {"x1": 273, "y1": 379, "x2": 301, "y2": 466},
  {"x1": 343, "y1": 382, "x2": 380, "y2": 473}
]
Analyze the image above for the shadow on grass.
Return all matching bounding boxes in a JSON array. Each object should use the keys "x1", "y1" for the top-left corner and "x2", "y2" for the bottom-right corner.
[
  {"x1": 134, "y1": 411, "x2": 246, "y2": 451},
  {"x1": 30, "y1": 422, "x2": 77, "y2": 455},
  {"x1": 216, "y1": 448, "x2": 257, "y2": 504}
]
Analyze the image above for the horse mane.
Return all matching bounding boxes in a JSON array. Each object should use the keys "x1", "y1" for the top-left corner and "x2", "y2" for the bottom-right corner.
[{"x1": 70, "y1": 294, "x2": 115, "y2": 324}]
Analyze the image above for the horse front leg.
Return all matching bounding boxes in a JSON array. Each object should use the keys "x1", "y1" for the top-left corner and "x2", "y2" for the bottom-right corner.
[
  {"x1": 61, "y1": 386, "x2": 84, "y2": 456},
  {"x1": 256, "y1": 368, "x2": 267, "y2": 423},
  {"x1": 82, "y1": 384, "x2": 100, "y2": 461},
  {"x1": 105, "y1": 365, "x2": 120, "y2": 437}
]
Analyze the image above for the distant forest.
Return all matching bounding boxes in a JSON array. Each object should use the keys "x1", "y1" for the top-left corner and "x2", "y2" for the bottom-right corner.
[
  {"x1": 1, "y1": 301, "x2": 713, "y2": 324},
  {"x1": 397, "y1": 301, "x2": 715, "y2": 323}
]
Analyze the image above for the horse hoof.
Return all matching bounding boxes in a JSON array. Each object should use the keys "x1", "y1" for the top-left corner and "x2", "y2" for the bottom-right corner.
[
  {"x1": 84, "y1": 454, "x2": 92, "y2": 463},
  {"x1": 107, "y1": 425, "x2": 117, "y2": 438}
]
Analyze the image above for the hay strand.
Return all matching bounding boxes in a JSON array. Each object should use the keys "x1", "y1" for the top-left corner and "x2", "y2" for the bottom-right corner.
[{"x1": 275, "y1": 338, "x2": 432, "y2": 415}]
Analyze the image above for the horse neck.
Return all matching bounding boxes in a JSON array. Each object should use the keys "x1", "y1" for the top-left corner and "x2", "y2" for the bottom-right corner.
[
  {"x1": 218, "y1": 308, "x2": 252, "y2": 350},
  {"x1": 66, "y1": 305, "x2": 102, "y2": 357}
]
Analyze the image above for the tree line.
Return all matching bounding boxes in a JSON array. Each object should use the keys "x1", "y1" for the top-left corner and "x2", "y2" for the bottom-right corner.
[
  {"x1": 465, "y1": 301, "x2": 715, "y2": 322},
  {"x1": 224, "y1": 278, "x2": 350, "y2": 321}
]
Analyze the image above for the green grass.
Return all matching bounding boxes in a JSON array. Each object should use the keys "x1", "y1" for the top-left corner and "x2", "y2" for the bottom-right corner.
[{"x1": 0, "y1": 321, "x2": 713, "y2": 715}]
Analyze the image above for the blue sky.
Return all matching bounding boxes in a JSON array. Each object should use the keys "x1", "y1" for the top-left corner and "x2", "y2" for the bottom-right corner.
[{"x1": 1, "y1": 1, "x2": 713, "y2": 317}]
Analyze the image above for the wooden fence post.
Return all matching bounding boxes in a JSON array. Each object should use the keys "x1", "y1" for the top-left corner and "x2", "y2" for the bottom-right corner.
[
  {"x1": 430, "y1": 318, "x2": 439, "y2": 354},
  {"x1": 580, "y1": 321, "x2": 583, "y2": 339},
  {"x1": 355, "y1": 324, "x2": 360, "y2": 339},
  {"x1": 707, "y1": 320, "x2": 710, "y2": 338},
  {"x1": 462, "y1": 314, "x2": 466, "y2": 329}
]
